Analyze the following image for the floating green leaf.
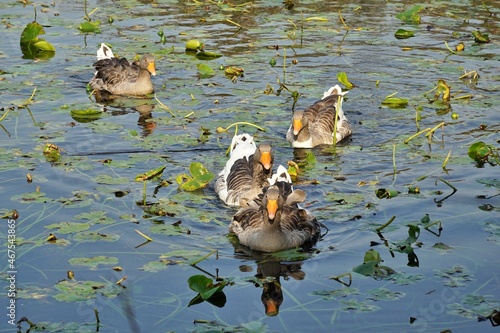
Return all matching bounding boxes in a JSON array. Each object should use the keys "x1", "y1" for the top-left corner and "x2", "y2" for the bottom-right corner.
[
  {"x1": 54, "y1": 280, "x2": 119, "y2": 302},
  {"x1": 366, "y1": 288, "x2": 405, "y2": 301},
  {"x1": 185, "y1": 39, "x2": 203, "y2": 51},
  {"x1": 176, "y1": 162, "x2": 214, "y2": 191},
  {"x1": 395, "y1": 5, "x2": 423, "y2": 23},
  {"x1": 73, "y1": 231, "x2": 120, "y2": 242},
  {"x1": 375, "y1": 188, "x2": 399, "y2": 199},
  {"x1": 20, "y1": 21, "x2": 56, "y2": 59},
  {"x1": 381, "y1": 96, "x2": 408, "y2": 108},
  {"x1": 353, "y1": 249, "x2": 395, "y2": 279},
  {"x1": 78, "y1": 21, "x2": 101, "y2": 33},
  {"x1": 472, "y1": 31, "x2": 490, "y2": 43},
  {"x1": 394, "y1": 29, "x2": 414, "y2": 39},
  {"x1": 68, "y1": 256, "x2": 119, "y2": 269},
  {"x1": 468, "y1": 141, "x2": 499, "y2": 164},
  {"x1": 196, "y1": 51, "x2": 223, "y2": 60},
  {"x1": 196, "y1": 63, "x2": 215, "y2": 78},
  {"x1": 337, "y1": 72, "x2": 354, "y2": 89},
  {"x1": 45, "y1": 222, "x2": 91, "y2": 234},
  {"x1": 135, "y1": 165, "x2": 166, "y2": 181}
]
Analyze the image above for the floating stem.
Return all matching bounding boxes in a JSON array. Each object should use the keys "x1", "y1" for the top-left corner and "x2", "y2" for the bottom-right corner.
[
  {"x1": 404, "y1": 128, "x2": 431, "y2": 144},
  {"x1": 376, "y1": 216, "x2": 396, "y2": 232},
  {"x1": 442, "y1": 150, "x2": 452, "y2": 169},
  {"x1": 155, "y1": 94, "x2": 175, "y2": 117},
  {"x1": 135, "y1": 229, "x2": 153, "y2": 242},
  {"x1": 190, "y1": 249, "x2": 217, "y2": 266}
]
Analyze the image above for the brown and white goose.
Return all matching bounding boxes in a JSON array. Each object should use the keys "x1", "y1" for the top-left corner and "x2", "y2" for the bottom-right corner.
[
  {"x1": 229, "y1": 183, "x2": 322, "y2": 253},
  {"x1": 286, "y1": 85, "x2": 351, "y2": 148},
  {"x1": 215, "y1": 134, "x2": 274, "y2": 206},
  {"x1": 89, "y1": 43, "x2": 156, "y2": 96}
]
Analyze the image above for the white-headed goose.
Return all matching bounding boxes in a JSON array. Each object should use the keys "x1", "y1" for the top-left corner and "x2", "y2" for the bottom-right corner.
[
  {"x1": 215, "y1": 134, "x2": 274, "y2": 206},
  {"x1": 286, "y1": 85, "x2": 351, "y2": 148},
  {"x1": 229, "y1": 184, "x2": 322, "y2": 253}
]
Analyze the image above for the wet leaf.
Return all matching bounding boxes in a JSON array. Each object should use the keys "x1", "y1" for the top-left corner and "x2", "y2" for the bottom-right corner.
[
  {"x1": 375, "y1": 188, "x2": 399, "y2": 199},
  {"x1": 366, "y1": 288, "x2": 405, "y2": 301},
  {"x1": 340, "y1": 299, "x2": 380, "y2": 312},
  {"x1": 159, "y1": 249, "x2": 205, "y2": 264},
  {"x1": 472, "y1": 31, "x2": 490, "y2": 43},
  {"x1": 68, "y1": 256, "x2": 119, "y2": 269},
  {"x1": 395, "y1": 29, "x2": 414, "y2": 39},
  {"x1": 395, "y1": 5, "x2": 422, "y2": 23},
  {"x1": 337, "y1": 72, "x2": 354, "y2": 90},
  {"x1": 196, "y1": 51, "x2": 223, "y2": 60},
  {"x1": 45, "y1": 222, "x2": 91, "y2": 234},
  {"x1": 381, "y1": 97, "x2": 408, "y2": 108},
  {"x1": 78, "y1": 21, "x2": 101, "y2": 33},
  {"x1": 149, "y1": 223, "x2": 185, "y2": 236},
  {"x1": 311, "y1": 287, "x2": 361, "y2": 300},
  {"x1": 196, "y1": 63, "x2": 215, "y2": 78},
  {"x1": 73, "y1": 231, "x2": 120, "y2": 242},
  {"x1": 176, "y1": 162, "x2": 214, "y2": 191},
  {"x1": 185, "y1": 39, "x2": 203, "y2": 51},
  {"x1": 135, "y1": 165, "x2": 166, "y2": 181},
  {"x1": 188, "y1": 275, "x2": 226, "y2": 300},
  {"x1": 435, "y1": 78, "x2": 451, "y2": 101},
  {"x1": 20, "y1": 21, "x2": 45, "y2": 43},
  {"x1": 468, "y1": 141, "x2": 499, "y2": 164},
  {"x1": 54, "y1": 279, "x2": 119, "y2": 302},
  {"x1": 93, "y1": 174, "x2": 129, "y2": 185}
]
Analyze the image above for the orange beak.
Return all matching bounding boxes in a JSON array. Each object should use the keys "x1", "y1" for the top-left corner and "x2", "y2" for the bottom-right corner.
[
  {"x1": 147, "y1": 61, "x2": 157, "y2": 76},
  {"x1": 265, "y1": 299, "x2": 279, "y2": 316},
  {"x1": 260, "y1": 151, "x2": 272, "y2": 170},
  {"x1": 292, "y1": 118, "x2": 302, "y2": 135},
  {"x1": 267, "y1": 199, "x2": 278, "y2": 220}
]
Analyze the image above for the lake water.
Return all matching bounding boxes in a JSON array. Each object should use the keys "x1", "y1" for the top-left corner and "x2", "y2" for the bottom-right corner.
[{"x1": 1, "y1": 0, "x2": 499, "y2": 332}]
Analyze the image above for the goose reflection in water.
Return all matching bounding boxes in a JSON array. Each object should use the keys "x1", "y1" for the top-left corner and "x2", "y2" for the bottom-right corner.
[{"x1": 255, "y1": 260, "x2": 305, "y2": 316}]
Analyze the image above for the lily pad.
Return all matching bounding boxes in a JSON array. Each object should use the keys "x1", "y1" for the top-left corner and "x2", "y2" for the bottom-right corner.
[
  {"x1": 54, "y1": 279, "x2": 119, "y2": 302},
  {"x1": 135, "y1": 165, "x2": 166, "y2": 181},
  {"x1": 20, "y1": 21, "x2": 56, "y2": 59},
  {"x1": 395, "y1": 5, "x2": 423, "y2": 23},
  {"x1": 395, "y1": 29, "x2": 414, "y2": 39},
  {"x1": 45, "y1": 222, "x2": 91, "y2": 234},
  {"x1": 176, "y1": 162, "x2": 214, "y2": 191},
  {"x1": 68, "y1": 256, "x2": 119, "y2": 269}
]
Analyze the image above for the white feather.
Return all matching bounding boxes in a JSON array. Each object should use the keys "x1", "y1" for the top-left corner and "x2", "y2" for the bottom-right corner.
[{"x1": 96, "y1": 43, "x2": 115, "y2": 61}]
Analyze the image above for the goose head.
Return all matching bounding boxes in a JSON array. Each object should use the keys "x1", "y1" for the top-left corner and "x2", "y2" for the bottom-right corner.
[
  {"x1": 291, "y1": 110, "x2": 308, "y2": 137},
  {"x1": 134, "y1": 54, "x2": 157, "y2": 76},
  {"x1": 262, "y1": 186, "x2": 283, "y2": 223},
  {"x1": 254, "y1": 142, "x2": 273, "y2": 171}
]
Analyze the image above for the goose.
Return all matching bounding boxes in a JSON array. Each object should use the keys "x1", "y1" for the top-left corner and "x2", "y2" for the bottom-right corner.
[
  {"x1": 229, "y1": 184, "x2": 322, "y2": 253},
  {"x1": 286, "y1": 85, "x2": 352, "y2": 148},
  {"x1": 89, "y1": 43, "x2": 156, "y2": 96},
  {"x1": 215, "y1": 134, "x2": 274, "y2": 206}
]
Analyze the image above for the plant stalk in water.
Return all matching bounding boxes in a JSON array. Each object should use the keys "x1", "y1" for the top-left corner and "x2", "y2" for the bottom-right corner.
[{"x1": 376, "y1": 216, "x2": 396, "y2": 232}]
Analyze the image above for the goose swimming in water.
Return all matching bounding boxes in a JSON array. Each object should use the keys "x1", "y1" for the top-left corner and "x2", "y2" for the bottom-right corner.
[
  {"x1": 89, "y1": 43, "x2": 156, "y2": 96},
  {"x1": 215, "y1": 134, "x2": 274, "y2": 206},
  {"x1": 286, "y1": 85, "x2": 351, "y2": 148},
  {"x1": 229, "y1": 183, "x2": 322, "y2": 253}
]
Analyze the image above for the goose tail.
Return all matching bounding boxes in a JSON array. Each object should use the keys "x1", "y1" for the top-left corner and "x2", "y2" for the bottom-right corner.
[{"x1": 96, "y1": 43, "x2": 115, "y2": 61}]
